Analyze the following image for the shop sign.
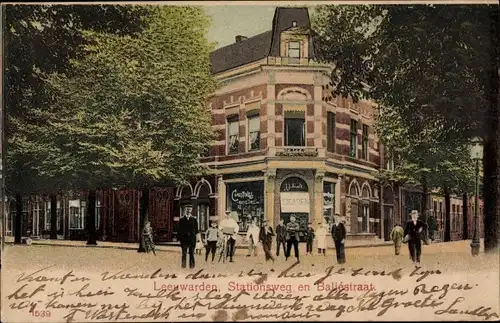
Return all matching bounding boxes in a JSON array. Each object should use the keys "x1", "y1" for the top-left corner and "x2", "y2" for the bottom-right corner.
[{"x1": 280, "y1": 192, "x2": 310, "y2": 213}]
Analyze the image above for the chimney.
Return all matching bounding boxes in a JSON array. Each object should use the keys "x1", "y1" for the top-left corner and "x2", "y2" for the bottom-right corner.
[
  {"x1": 235, "y1": 35, "x2": 248, "y2": 43},
  {"x1": 292, "y1": 21, "x2": 297, "y2": 27}
]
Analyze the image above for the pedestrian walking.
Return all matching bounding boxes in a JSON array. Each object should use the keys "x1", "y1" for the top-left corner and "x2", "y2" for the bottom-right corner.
[
  {"x1": 246, "y1": 218, "x2": 260, "y2": 257},
  {"x1": 305, "y1": 222, "x2": 315, "y2": 255},
  {"x1": 205, "y1": 221, "x2": 220, "y2": 262},
  {"x1": 143, "y1": 221, "x2": 156, "y2": 256},
  {"x1": 178, "y1": 206, "x2": 199, "y2": 269},
  {"x1": 390, "y1": 223, "x2": 404, "y2": 255},
  {"x1": 404, "y1": 210, "x2": 428, "y2": 264},
  {"x1": 259, "y1": 219, "x2": 275, "y2": 263},
  {"x1": 316, "y1": 221, "x2": 328, "y2": 256},
  {"x1": 332, "y1": 214, "x2": 347, "y2": 264},
  {"x1": 285, "y1": 216, "x2": 300, "y2": 262},
  {"x1": 275, "y1": 219, "x2": 287, "y2": 257},
  {"x1": 219, "y1": 211, "x2": 239, "y2": 263}
]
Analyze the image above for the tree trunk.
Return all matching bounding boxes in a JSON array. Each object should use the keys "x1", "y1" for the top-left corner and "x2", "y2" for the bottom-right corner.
[
  {"x1": 14, "y1": 193, "x2": 22, "y2": 244},
  {"x1": 421, "y1": 175, "x2": 428, "y2": 222},
  {"x1": 86, "y1": 190, "x2": 97, "y2": 245},
  {"x1": 483, "y1": 9, "x2": 500, "y2": 253},
  {"x1": 462, "y1": 192, "x2": 468, "y2": 240},
  {"x1": 444, "y1": 186, "x2": 451, "y2": 242},
  {"x1": 50, "y1": 194, "x2": 58, "y2": 239},
  {"x1": 137, "y1": 187, "x2": 150, "y2": 253}
]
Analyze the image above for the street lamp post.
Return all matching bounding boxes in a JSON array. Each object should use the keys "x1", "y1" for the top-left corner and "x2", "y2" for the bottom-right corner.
[{"x1": 469, "y1": 137, "x2": 483, "y2": 256}]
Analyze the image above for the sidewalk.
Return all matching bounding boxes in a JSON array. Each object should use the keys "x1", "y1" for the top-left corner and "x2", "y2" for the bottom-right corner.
[{"x1": 3, "y1": 236, "x2": 393, "y2": 252}]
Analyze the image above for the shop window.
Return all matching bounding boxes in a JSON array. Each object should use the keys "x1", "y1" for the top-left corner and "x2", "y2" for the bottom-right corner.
[
  {"x1": 226, "y1": 181, "x2": 264, "y2": 232},
  {"x1": 350, "y1": 119, "x2": 358, "y2": 158},
  {"x1": 288, "y1": 41, "x2": 300, "y2": 58},
  {"x1": 284, "y1": 117, "x2": 305, "y2": 146},
  {"x1": 69, "y1": 200, "x2": 85, "y2": 230},
  {"x1": 323, "y1": 182, "x2": 335, "y2": 225},
  {"x1": 327, "y1": 112, "x2": 336, "y2": 152},
  {"x1": 227, "y1": 117, "x2": 239, "y2": 154},
  {"x1": 197, "y1": 204, "x2": 209, "y2": 232},
  {"x1": 362, "y1": 124, "x2": 369, "y2": 160},
  {"x1": 247, "y1": 115, "x2": 260, "y2": 151}
]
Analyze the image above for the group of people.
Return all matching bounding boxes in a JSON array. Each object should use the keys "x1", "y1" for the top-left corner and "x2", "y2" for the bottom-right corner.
[
  {"x1": 172, "y1": 210, "x2": 348, "y2": 269},
  {"x1": 144, "y1": 208, "x2": 431, "y2": 268},
  {"x1": 390, "y1": 210, "x2": 429, "y2": 264}
]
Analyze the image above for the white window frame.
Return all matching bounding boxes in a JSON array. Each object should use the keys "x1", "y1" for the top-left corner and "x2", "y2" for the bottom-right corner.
[
  {"x1": 284, "y1": 116, "x2": 306, "y2": 147},
  {"x1": 350, "y1": 119, "x2": 358, "y2": 158},
  {"x1": 69, "y1": 200, "x2": 85, "y2": 230},
  {"x1": 247, "y1": 115, "x2": 260, "y2": 151},
  {"x1": 33, "y1": 201, "x2": 41, "y2": 235},
  {"x1": 44, "y1": 201, "x2": 51, "y2": 230},
  {"x1": 227, "y1": 118, "x2": 239, "y2": 154},
  {"x1": 95, "y1": 199, "x2": 102, "y2": 229},
  {"x1": 288, "y1": 41, "x2": 301, "y2": 58}
]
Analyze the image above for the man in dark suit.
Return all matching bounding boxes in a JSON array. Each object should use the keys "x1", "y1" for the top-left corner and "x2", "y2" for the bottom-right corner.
[
  {"x1": 275, "y1": 219, "x2": 287, "y2": 257},
  {"x1": 259, "y1": 219, "x2": 275, "y2": 263},
  {"x1": 178, "y1": 206, "x2": 199, "y2": 269},
  {"x1": 404, "y1": 210, "x2": 428, "y2": 264},
  {"x1": 332, "y1": 213, "x2": 347, "y2": 264},
  {"x1": 285, "y1": 216, "x2": 300, "y2": 262}
]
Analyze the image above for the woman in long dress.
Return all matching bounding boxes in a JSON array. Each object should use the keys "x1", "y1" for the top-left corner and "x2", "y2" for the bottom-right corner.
[{"x1": 316, "y1": 222, "x2": 328, "y2": 256}]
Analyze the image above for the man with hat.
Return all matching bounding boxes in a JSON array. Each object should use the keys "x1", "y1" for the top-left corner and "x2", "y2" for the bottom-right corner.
[
  {"x1": 219, "y1": 210, "x2": 239, "y2": 262},
  {"x1": 404, "y1": 210, "x2": 428, "y2": 264},
  {"x1": 259, "y1": 219, "x2": 275, "y2": 263}
]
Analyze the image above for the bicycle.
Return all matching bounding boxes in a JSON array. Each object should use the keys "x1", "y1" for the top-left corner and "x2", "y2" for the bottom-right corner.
[{"x1": 218, "y1": 233, "x2": 233, "y2": 263}]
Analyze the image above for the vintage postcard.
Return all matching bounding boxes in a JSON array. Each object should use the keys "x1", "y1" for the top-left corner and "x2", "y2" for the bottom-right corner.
[{"x1": 1, "y1": 1, "x2": 499, "y2": 322}]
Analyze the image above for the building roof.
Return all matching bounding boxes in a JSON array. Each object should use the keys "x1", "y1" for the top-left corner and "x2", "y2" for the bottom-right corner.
[{"x1": 210, "y1": 7, "x2": 314, "y2": 74}]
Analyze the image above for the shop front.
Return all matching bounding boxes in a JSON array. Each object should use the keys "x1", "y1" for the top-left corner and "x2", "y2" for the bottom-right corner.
[
  {"x1": 279, "y1": 176, "x2": 310, "y2": 242},
  {"x1": 226, "y1": 181, "x2": 264, "y2": 232}
]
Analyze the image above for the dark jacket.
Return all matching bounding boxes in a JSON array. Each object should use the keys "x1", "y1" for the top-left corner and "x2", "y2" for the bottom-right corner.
[
  {"x1": 178, "y1": 216, "x2": 199, "y2": 245},
  {"x1": 276, "y1": 224, "x2": 286, "y2": 241},
  {"x1": 332, "y1": 222, "x2": 347, "y2": 242},
  {"x1": 259, "y1": 226, "x2": 275, "y2": 245},
  {"x1": 404, "y1": 220, "x2": 428, "y2": 241},
  {"x1": 285, "y1": 221, "x2": 300, "y2": 241},
  {"x1": 305, "y1": 228, "x2": 315, "y2": 242}
]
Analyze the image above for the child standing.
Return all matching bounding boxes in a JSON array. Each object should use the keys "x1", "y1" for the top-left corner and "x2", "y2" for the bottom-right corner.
[
  {"x1": 305, "y1": 222, "x2": 315, "y2": 255},
  {"x1": 205, "y1": 221, "x2": 220, "y2": 262}
]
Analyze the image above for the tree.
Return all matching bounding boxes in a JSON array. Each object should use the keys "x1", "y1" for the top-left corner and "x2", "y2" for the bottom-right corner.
[
  {"x1": 18, "y1": 6, "x2": 216, "y2": 250},
  {"x1": 313, "y1": 4, "x2": 499, "y2": 252},
  {"x1": 5, "y1": 4, "x2": 151, "y2": 242}
]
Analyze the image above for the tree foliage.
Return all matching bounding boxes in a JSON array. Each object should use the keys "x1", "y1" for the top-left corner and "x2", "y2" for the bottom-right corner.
[
  {"x1": 5, "y1": 4, "x2": 152, "y2": 194},
  {"x1": 313, "y1": 4, "x2": 495, "y2": 188},
  {"x1": 14, "y1": 6, "x2": 216, "y2": 191},
  {"x1": 313, "y1": 4, "x2": 499, "y2": 250}
]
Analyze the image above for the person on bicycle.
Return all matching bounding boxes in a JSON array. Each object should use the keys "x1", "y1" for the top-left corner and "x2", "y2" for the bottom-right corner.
[{"x1": 219, "y1": 211, "x2": 239, "y2": 262}]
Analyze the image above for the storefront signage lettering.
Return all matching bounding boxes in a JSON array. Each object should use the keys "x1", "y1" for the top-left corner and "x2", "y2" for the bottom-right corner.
[
  {"x1": 231, "y1": 190, "x2": 254, "y2": 203},
  {"x1": 282, "y1": 182, "x2": 305, "y2": 192},
  {"x1": 281, "y1": 192, "x2": 310, "y2": 213}
]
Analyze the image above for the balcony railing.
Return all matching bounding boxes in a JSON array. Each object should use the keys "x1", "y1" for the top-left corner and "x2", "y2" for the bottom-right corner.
[{"x1": 269, "y1": 147, "x2": 325, "y2": 158}]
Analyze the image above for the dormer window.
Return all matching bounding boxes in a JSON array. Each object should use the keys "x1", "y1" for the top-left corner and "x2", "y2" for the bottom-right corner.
[{"x1": 288, "y1": 41, "x2": 300, "y2": 58}]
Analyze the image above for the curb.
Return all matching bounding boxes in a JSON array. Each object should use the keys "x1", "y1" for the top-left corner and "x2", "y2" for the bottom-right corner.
[{"x1": 5, "y1": 240, "x2": 394, "y2": 251}]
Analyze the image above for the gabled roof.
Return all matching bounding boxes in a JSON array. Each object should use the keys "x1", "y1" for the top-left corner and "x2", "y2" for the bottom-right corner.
[{"x1": 210, "y1": 7, "x2": 314, "y2": 74}]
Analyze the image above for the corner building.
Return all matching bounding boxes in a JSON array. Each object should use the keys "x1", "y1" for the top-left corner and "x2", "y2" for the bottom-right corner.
[{"x1": 187, "y1": 7, "x2": 388, "y2": 245}]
